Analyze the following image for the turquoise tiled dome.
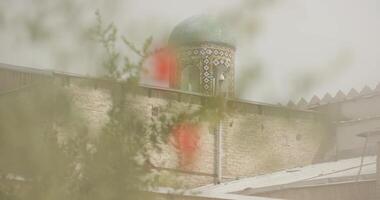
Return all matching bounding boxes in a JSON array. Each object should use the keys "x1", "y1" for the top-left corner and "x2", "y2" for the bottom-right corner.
[{"x1": 169, "y1": 15, "x2": 235, "y2": 47}]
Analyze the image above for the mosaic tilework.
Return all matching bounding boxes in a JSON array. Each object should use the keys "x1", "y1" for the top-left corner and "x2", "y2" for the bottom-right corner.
[{"x1": 177, "y1": 43, "x2": 235, "y2": 96}]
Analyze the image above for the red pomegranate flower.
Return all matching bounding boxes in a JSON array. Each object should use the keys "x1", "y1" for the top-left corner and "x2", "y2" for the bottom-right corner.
[
  {"x1": 153, "y1": 47, "x2": 178, "y2": 85},
  {"x1": 171, "y1": 122, "x2": 200, "y2": 169}
]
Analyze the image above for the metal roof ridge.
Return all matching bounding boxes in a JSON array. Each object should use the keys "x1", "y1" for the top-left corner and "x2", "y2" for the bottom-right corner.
[{"x1": 292, "y1": 84, "x2": 380, "y2": 109}]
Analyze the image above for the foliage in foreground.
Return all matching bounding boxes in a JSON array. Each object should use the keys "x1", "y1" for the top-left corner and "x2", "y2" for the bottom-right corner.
[{"x1": 0, "y1": 10, "x2": 228, "y2": 200}]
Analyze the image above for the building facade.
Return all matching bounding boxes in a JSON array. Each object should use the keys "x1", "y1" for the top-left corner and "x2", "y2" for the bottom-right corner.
[{"x1": 1, "y1": 15, "x2": 379, "y2": 199}]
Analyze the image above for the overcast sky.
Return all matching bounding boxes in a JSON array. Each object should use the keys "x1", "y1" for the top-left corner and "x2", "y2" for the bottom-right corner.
[{"x1": 1, "y1": 0, "x2": 379, "y2": 104}]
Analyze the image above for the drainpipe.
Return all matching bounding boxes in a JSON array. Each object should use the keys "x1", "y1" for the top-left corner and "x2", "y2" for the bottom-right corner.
[
  {"x1": 214, "y1": 71, "x2": 225, "y2": 184},
  {"x1": 216, "y1": 118, "x2": 223, "y2": 184},
  {"x1": 356, "y1": 136, "x2": 368, "y2": 182},
  {"x1": 357, "y1": 130, "x2": 380, "y2": 199}
]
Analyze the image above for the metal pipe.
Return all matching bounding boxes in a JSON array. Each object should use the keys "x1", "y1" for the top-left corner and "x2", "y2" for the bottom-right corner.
[
  {"x1": 216, "y1": 119, "x2": 223, "y2": 184},
  {"x1": 214, "y1": 71, "x2": 225, "y2": 184},
  {"x1": 356, "y1": 136, "x2": 368, "y2": 182}
]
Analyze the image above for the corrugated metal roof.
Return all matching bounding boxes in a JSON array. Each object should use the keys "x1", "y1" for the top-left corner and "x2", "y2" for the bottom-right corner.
[
  {"x1": 152, "y1": 187, "x2": 282, "y2": 200},
  {"x1": 191, "y1": 156, "x2": 376, "y2": 196}
]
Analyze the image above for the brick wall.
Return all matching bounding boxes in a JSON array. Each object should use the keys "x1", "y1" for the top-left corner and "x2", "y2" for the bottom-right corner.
[
  {"x1": 0, "y1": 67, "x2": 330, "y2": 188},
  {"x1": 66, "y1": 79, "x2": 328, "y2": 188}
]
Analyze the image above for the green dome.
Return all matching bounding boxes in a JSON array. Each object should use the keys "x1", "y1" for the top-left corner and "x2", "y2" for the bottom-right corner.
[{"x1": 169, "y1": 15, "x2": 235, "y2": 47}]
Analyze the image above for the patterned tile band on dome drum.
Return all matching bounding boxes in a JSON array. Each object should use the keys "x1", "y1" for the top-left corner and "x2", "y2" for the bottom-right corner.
[{"x1": 176, "y1": 43, "x2": 235, "y2": 97}]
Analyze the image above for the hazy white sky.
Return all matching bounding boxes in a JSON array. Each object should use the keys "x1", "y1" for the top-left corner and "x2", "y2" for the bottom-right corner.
[
  {"x1": 251, "y1": 0, "x2": 380, "y2": 103},
  {"x1": 1, "y1": 0, "x2": 379, "y2": 104}
]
